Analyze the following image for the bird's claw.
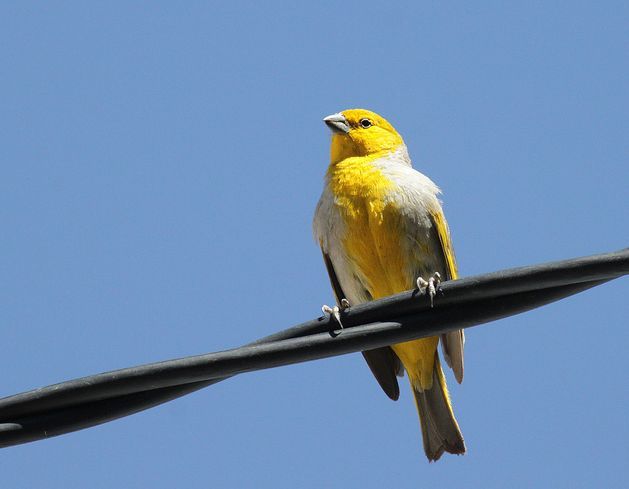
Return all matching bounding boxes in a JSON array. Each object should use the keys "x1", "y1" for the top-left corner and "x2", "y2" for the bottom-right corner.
[
  {"x1": 416, "y1": 272, "x2": 441, "y2": 307},
  {"x1": 322, "y1": 299, "x2": 350, "y2": 333}
]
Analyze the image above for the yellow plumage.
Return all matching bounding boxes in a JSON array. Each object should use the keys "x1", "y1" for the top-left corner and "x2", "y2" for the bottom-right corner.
[{"x1": 314, "y1": 109, "x2": 465, "y2": 461}]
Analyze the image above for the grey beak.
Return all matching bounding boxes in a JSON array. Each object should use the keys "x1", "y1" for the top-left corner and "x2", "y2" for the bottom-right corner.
[{"x1": 323, "y1": 113, "x2": 350, "y2": 134}]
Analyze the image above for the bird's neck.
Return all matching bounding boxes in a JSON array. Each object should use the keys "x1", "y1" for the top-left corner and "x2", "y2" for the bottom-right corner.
[
  {"x1": 325, "y1": 145, "x2": 411, "y2": 188},
  {"x1": 325, "y1": 153, "x2": 398, "y2": 213}
]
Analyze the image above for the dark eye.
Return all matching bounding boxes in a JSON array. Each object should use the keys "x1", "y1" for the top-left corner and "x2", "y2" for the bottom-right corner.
[{"x1": 359, "y1": 118, "x2": 372, "y2": 128}]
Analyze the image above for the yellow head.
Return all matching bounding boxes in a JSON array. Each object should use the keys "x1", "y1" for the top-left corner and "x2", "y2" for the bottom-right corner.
[{"x1": 324, "y1": 109, "x2": 404, "y2": 164}]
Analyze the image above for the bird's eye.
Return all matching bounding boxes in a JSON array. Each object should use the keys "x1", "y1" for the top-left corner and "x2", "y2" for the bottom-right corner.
[{"x1": 359, "y1": 118, "x2": 372, "y2": 128}]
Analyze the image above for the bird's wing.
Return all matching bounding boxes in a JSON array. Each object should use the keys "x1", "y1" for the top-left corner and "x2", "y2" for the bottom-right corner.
[
  {"x1": 430, "y1": 210, "x2": 465, "y2": 384},
  {"x1": 321, "y1": 250, "x2": 401, "y2": 401}
]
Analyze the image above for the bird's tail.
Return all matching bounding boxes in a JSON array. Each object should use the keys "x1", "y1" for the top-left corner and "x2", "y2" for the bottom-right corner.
[{"x1": 411, "y1": 353, "x2": 466, "y2": 461}]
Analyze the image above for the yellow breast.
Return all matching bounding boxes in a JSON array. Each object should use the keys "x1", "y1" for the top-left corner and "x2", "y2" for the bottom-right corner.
[{"x1": 328, "y1": 156, "x2": 411, "y2": 299}]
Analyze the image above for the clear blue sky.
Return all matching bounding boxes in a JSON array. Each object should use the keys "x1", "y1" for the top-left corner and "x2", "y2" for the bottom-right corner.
[{"x1": 1, "y1": 2, "x2": 627, "y2": 488}]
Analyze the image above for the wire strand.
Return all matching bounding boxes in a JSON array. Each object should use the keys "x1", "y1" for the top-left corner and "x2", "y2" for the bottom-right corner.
[{"x1": 0, "y1": 248, "x2": 627, "y2": 448}]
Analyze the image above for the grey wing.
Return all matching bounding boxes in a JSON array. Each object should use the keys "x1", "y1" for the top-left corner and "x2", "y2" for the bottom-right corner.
[
  {"x1": 397, "y1": 186, "x2": 464, "y2": 384},
  {"x1": 321, "y1": 250, "x2": 401, "y2": 401},
  {"x1": 427, "y1": 212, "x2": 465, "y2": 384},
  {"x1": 361, "y1": 348, "x2": 401, "y2": 401},
  {"x1": 441, "y1": 330, "x2": 465, "y2": 384}
]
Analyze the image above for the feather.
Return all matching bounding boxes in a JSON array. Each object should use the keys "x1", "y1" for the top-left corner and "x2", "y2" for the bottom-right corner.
[
  {"x1": 430, "y1": 211, "x2": 465, "y2": 384},
  {"x1": 321, "y1": 251, "x2": 401, "y2": 400}
]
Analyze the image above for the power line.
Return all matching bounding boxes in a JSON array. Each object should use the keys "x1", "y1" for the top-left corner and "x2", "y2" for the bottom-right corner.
[{"x1": 0, "y1": 248, "x2": 627, "y2": 448}]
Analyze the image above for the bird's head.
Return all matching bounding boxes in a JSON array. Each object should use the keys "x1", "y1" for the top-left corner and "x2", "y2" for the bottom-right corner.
[{"x1": 324, "y1": 109, "x2": 404, "y2": 164}]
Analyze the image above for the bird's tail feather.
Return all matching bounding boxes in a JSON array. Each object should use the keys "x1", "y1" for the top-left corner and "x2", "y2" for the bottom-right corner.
[{"x1": 411, "y1": 353, "x2": 466, "y2": 461}]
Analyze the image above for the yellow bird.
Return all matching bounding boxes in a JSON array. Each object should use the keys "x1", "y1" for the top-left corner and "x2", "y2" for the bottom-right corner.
[{"x1": 313, "y1": 109, "x2": 465, "y2": 461}]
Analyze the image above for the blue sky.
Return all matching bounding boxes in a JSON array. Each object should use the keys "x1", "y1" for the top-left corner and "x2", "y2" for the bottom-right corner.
[{"x1": 1, "y1": 2, "x2": 627, "y2": 488}]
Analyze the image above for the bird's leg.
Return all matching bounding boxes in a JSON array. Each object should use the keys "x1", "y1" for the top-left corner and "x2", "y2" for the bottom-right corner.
[
  {"x1": 321, "y1": 299, "x2": 350, "y2": 332},
  {"x1": 416, "y1": 272, "x2": 441, "y2": 307}
]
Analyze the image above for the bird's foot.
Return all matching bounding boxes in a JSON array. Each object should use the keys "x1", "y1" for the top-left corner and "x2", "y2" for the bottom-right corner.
[
  {"x1": 416, "y1": 272, "x2": 441, "y2": 307},
  {"x1": 321, "y1": 299, "x2": 350, "y2": 333}
]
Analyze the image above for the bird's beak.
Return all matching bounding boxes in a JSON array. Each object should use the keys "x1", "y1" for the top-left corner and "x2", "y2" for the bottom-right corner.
[{"x1": 323, "y1": 113, "x2": 350, "y2": 134}]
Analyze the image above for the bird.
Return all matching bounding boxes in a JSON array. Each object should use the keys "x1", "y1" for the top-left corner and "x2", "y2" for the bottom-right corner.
[{"x1": 313, "y1": 109, "x2": 465, "y2": 461}]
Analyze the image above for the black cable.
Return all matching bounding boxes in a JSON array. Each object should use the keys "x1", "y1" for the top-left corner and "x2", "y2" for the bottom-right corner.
[{"x1": 0, "y1": 248, "x2": 627, "y2": 448}]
